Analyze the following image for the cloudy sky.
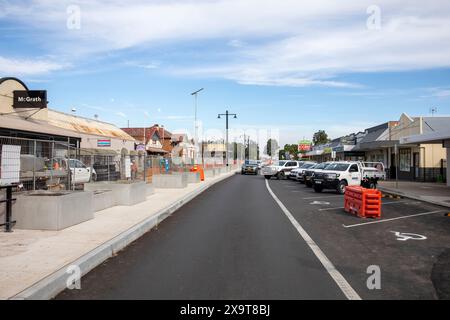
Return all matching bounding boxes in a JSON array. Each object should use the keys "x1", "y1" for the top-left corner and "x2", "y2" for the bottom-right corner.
[{"x1": 1, "y1": 0, "x2": 450, "y2": 144}]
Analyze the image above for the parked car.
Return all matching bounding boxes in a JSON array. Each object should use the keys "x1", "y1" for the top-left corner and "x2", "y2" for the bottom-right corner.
[
  {"x1": 261, "y1": 160, "x2": 301, "y2": 180},
  {"x1": 241, "y1": 160, "x2": 259, "y2": 175},
  {"x1": 287, "y1": 161, "x2": 313, "y2": 179},
  {"x1": 51, "y1": 158, "x2": 97, "y2": 184},
  {"x1": 294, "y1": 162, "x2": 317, "y2": 182},
  {"x1": 305, "y1": 162, "x2": 334, "y2": 187},
  {"x1": 312, "y1": 161, "x2": 385, "y2": 194}
]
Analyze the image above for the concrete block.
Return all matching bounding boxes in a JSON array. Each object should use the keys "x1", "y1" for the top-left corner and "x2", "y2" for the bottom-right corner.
[
  {"x1": 146, "y1": 183, "x2": 155, "y2": 196},
  {"x1": 13, "y1": 191, "x2": 94, "y2": 231},
  {"x1": 186, "y1": 172, "x2": 200, "y2": 183},
  {"x1": 152, "y1": 174, "x2": 188, "y2": 188},
  {"x1": 85, "y1": 181, "x2": 147, "y2": 206},
  {"x1": 204, "y1": 169, "x2": 215, "y2": 178},
  {"x1": 92, "y1": 190, "x2": 115, "y2": 212}
]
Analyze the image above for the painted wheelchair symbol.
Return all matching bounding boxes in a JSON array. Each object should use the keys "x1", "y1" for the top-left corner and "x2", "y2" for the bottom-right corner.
[{"x1": 391, "y1": 231, "x2": 427, "y2": 241}]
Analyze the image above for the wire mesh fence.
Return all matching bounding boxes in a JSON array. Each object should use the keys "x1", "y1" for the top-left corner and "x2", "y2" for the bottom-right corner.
[{"x1": 0, "y1": 135, "x2": 235, "y2": 192}]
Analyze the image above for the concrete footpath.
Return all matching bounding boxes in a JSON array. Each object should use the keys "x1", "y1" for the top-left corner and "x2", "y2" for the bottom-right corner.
[
  {"x1": 0, "y1": 169, "x2": 238, "y2": 300},
  {"x1": 378, "y1": 180, "x2": 450, "y2": 209}
]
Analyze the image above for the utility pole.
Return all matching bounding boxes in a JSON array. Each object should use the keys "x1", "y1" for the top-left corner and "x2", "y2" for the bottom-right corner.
[
  {"x1": 217, "y1": 110, "x2": 237, "y2": 166},
  {"x1": 191, "y1": 88, "x2": 204, "y2": 164}
]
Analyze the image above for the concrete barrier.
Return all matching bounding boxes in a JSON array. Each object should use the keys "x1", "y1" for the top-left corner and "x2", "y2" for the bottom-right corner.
[
  {"x1": 152, "y1": 174, "x2": 188, "y2": 188},
  {"x1": 204, "y1": 169, "x2": 215, "y2": 178},
  {"x1": 85, "y1": 181, "x2": 147, "y2": 206},
  {"x1": 146, "y1": 183, "x2": 155, "y2": 196},
  {"x1": 13, "y1": 191, "x2": 94, "y2": 231},
  {"x1": 186, "y1": 172, "x2": 200, "y2": 183},
  {"x1": 92, "y1": 190, "x2": 115, "y2": 212}
]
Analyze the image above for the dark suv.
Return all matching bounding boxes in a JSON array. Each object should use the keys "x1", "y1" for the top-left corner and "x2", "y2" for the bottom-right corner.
[{"x1": 241, "y1": 160, "x2": 259, "y2": 175}]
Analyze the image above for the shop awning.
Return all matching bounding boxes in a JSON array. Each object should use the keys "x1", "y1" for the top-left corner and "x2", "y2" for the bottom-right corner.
[
  {"x1": 401, "y1": 129, "x2": 450, "y2": 145},
  {"x1": 146, "y1": 147, "x2": 169, "y2": 154},
  {"x1": 305, "y1": 149, "x2": 324, "y2": 156}
]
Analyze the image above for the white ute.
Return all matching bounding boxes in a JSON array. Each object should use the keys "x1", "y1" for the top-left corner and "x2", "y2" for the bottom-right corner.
[
  {"x1": 312, "y1": 161, "x2": 385, "y2": 194},
  {"x1": 262, "y1": 160, "x2": 300, "y2": 180}
]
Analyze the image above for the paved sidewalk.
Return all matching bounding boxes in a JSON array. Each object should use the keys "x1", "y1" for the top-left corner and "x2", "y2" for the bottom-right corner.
[
  {"x1": 378, "y1": 180, "x2": 450, "y2": 209},
  {"x1": 0, "y1": 170, "x2": 237, "y2": 300}
]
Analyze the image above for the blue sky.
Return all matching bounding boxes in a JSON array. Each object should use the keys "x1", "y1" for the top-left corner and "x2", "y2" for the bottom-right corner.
[{"x1": 1, "y1": 0, "x2": 450, "y2": 145}]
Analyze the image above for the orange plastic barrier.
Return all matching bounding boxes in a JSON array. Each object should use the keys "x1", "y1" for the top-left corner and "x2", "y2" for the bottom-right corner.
[
  {"x1": 190, "y1": 165, "x2": 205, "y2": 181},
  {"x1": 344, "y1": 186, "x2": 382, "y2": 218}
]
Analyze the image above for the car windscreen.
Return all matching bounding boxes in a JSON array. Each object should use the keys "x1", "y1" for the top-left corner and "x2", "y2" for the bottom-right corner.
[
  {"x1": 324, "y1": 163, "x2": 350, "y2": 171},
  {"x1": 316, "y1": 163, "x2": 328, "y2": 169},
  {"x1": 274, "y1": 161, "x2": 287, "y2": 166},
  {"x1": 303, "y1": 163, "x2": 315, "y2": 169}
]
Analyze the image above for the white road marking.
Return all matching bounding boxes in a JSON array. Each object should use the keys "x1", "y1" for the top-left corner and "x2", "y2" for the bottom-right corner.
[
  {"x1": 318, "y1": 200, "x2": 420, "y2": 211},
  {"x1": 391, "y1": 231, "x2": 427, "y2": 241},
  {"x1": 303, "y1": 195, "x2": 342, "y2": 200},
  {"x1": 343, "y1": 210, "x2": 444, "y2": 228},
  {"x1": 265, "y1": 180, "x2": 361, "y2": 300}
]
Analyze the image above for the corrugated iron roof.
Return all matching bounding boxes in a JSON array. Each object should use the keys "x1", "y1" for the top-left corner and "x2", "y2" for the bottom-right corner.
[
  {"x1": 0, "y1": 114, "x2": 81, "y2": 138},
  {"x1": 121, "y1": 126, "x2": 173, "y2": 144},
  {"x1": 47, "y1": 109, "x2": 135, "y2": 141}
]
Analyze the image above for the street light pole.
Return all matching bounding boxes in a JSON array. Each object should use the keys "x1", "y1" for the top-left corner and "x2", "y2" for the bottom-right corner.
[
  {"x1": 217, "y1": 110, "x2": 237, "y2": 166},
  {"x1": 191, "y1": 88, "x2": 204, "y2": 164}
]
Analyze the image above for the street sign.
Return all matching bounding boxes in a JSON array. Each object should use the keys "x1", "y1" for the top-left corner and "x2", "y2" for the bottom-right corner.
[
  {"x1": 0, "y1": 145, "x2": 21, "y2": 186},
  {"x1": 331, "y1": 151, "x2": 336, "y2": 159},
  {"x1": 97, "y1": 139, "x2": 111, "y2": 147},
  {"x1": 298, "y1": 140, "x2": 312, "y2": 152}
]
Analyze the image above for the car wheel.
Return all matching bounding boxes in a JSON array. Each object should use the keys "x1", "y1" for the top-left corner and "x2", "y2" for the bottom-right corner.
[
  {"x1": 337, "y1": 180, "x2": 347, "y2": 194},
  {"x1": 264, "y1": 175, "x2": 271, "y2": 180},
  {"x1": 368, "y1": 181, "x2": 376, "y2": 189},
  {"x1": 305, "y1": 181, "x2": 312, "y2": 187},
  {"x1": 277, "y1": 171, "x2": 285, "y2": 180},
  {"x1": 314, "y1": 185, "x2": 323, "y2": 193}
]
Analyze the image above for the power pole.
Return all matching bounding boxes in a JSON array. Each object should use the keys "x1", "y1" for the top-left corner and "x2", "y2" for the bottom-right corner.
[{"x1": 217, "y1": 110, "x2": 237, "y2": 166}]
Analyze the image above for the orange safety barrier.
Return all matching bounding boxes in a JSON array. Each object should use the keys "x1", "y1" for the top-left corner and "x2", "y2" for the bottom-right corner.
[
  {"x1": 344, "y1": 186, "x2": 382, "y2": 218},
  {"x1": 190, "y1": 165, "x2": 205, "y2": 181}
]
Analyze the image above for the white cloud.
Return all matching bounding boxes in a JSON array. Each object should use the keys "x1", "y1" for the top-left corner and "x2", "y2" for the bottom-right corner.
[
  {"x1": 2, "y1": 0, "x2": 450, "y2": 86},
  {"x1": 115, "y1": 111, "x2": 127, "y2": 118},
  {"x1": 0, "y1": 56, "x2": 65, "y2": 76}
]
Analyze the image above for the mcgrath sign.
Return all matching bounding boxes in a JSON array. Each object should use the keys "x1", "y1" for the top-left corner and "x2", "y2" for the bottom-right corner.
[{"x1": 13, "y1": 90, "x2": 47, "y2": 109}]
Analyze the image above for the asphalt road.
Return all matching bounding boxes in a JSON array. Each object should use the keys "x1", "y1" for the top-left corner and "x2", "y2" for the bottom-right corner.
[
  {"x1": 57, "y1": 173, "x2": 450, "y2": 300},
  {"x1": 57, "y1": 173, "x2": 346, "y2": 300}
]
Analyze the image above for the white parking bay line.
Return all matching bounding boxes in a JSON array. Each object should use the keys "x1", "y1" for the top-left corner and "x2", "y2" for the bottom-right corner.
[
  {"x1": 265, "y1": 180, "x2": 361, "y2": 300},
  {"x1": 303, "y1": 195, "x2": 342, "y2": 200},
  {"x1": 319, "y1": 200, "x2": 419, "y2": 212},
  {"x1": 343, "y1": 210, "x2": 444, "y2": 228}
]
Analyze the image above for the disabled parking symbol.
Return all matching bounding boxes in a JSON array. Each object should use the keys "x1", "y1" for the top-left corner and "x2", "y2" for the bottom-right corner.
[{"x1": 391, "y1": 231, "x2": 427, "y2": 241}]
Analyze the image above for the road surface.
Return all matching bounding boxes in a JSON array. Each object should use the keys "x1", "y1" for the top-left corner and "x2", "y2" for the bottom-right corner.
[{"x1": 57, "y1": 173, "x2": 347, "y2": 299}]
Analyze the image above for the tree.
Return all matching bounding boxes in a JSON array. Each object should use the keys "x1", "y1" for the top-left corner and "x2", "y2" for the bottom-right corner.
[
  {"x1": 313, "y1": 130, "x2": 330, "y2": 146},
  {"x1": 281, "y1": 144, "x2": 300, "y2": 160},
  {"x1": 264, "y1": 139, "x2": 279, "y2": 157}
]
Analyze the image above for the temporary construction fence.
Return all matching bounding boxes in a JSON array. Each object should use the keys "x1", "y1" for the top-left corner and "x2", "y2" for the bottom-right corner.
[{"x1": 0, "y1": 135, "x2": 235, "y2": 191}]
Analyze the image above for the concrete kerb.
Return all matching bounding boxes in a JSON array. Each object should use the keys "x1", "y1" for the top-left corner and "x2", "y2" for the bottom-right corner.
[
  {"x1": 378, "y1": 186, "x2": 450, "y2": 209},
  {"x1": 10, "y1": 170, "x2": 237, "y2": 300}
]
